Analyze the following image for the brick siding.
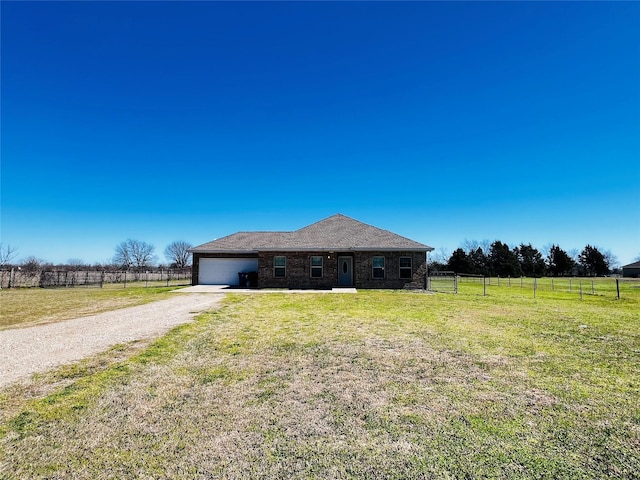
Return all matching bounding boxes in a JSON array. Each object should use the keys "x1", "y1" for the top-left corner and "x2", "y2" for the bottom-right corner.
[{"x1": 256, "y1": 250, "x2": 427, "y2": 289}]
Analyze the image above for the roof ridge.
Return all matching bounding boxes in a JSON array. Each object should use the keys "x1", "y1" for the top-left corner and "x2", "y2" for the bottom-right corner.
[
  {"x1": 236, "y1": 230, "x2": 291, "y2": 234},
  {"x1": 294, "y1": 213, "x2": 350, "y2": 232}
]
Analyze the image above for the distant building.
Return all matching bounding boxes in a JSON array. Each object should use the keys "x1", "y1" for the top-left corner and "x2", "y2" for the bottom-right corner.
[{"x1": 622, "y1": 261, "x2": 640, "y2": 278}]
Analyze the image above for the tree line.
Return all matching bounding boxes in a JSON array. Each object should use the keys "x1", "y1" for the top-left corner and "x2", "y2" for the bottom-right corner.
[
  {"x1": 0, "y1": 240, "x2": 193, "y2": 274},
  {"x1": 430, "y1": 241, "x2": 618, "y2": 277}
]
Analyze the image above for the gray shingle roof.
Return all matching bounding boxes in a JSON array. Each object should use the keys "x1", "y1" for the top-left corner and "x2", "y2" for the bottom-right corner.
[{"x1": 190, "y1": 214, "x2": 432, "y2": 253}]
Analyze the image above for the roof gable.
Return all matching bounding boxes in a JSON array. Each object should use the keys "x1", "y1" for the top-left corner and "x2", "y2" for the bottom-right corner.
[
  {"x1": 190, "y1": 214, "x2": 432, "y2": 253},
  {"x1": 292, "y1": 214, "x2": 429, "y2": 250}
]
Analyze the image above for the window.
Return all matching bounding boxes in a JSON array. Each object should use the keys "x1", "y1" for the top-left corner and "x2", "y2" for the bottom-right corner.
[
  {"x1": 274, "y1": 256, "x2": 286, "y2": 277},
  {"x1": 372, "y1": 256, "x2": 385, "y2": 279},
  {"x1": 399, "y1": 257, "x2": 412, "y2": 279},
  {"x1": 310, "y1": 256, "x2": 323, "y2": 278}
]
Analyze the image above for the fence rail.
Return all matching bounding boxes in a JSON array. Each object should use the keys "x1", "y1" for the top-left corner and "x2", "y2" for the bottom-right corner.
[
  {"x1": 437, "y1": 274, "x2": 638, "y2": 300},
  {"x1": 0, "y1": 268, "x2": 192, "y2": 289},
  {"x1": 427, "y1": 271, "x2": 458, "y2": 293}
]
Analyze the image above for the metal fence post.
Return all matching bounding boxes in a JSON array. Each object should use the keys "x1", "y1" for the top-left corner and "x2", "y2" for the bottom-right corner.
[
  {"x1": 580, "y1": 280, "x2": 583, "y2": 300},
  {"x1": 616, "y1": 279, "x2": 620, "y2": 299}
]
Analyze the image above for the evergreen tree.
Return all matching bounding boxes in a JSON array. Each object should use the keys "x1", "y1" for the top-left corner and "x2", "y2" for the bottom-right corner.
[
  {"x1": 515, "y1": 243, "x2": 546, "y2": 277},
  {"x1": 546, "y1": 245, "x2": 575, "y2": 276},
  {"x1": 468, "y1": 247, "x2": 489, "y2": 276},
  {"x1": 448, "y1": 248, "x2": 472, "y2": 273},
  {"x1": 579, "y1": 245, "x2": 609, "y2": 276},
  {"x1": 489, "y1": 241, "x2": 522, "y2": 277}
]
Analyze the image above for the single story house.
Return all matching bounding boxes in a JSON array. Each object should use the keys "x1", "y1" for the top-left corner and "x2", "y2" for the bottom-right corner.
[
  {"x1": 622, "y1": 261, "x2": 640, "y2": 278},
  {"x1": 189, "y1": 214, "x2": 433, "y2": 289}
]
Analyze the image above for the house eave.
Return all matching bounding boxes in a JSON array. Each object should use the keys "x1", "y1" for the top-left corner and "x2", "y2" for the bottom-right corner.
[
  {"x1": 191, "y1": 246, "x2": 433, "y2": 254},
  {"x1": 189, "y1": 249, "x2": 259, "y2": 255}
]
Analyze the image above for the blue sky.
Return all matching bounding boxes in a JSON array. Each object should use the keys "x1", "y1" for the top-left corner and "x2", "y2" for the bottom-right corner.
[{"x1": 2, "y1": 1, "x2": 639, "y2": 266}]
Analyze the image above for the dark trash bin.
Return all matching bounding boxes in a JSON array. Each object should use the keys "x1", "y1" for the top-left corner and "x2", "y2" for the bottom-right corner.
[
  {"x1": 247, "y1": 271, "x2": 258, "y2": 288},
  {"x1": 238, "y1": 272, "x2": 247, "y2": 287}
]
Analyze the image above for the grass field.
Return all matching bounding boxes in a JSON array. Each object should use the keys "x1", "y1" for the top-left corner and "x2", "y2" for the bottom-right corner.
[
  {"x1": 1, "y1": 287, "x2": 638, "y2": 478},
  {"x1": 0, "y1": 284, "x2": 180, "y2": 329},
  {"x1": 460, "y1": 275, "x2": 640, "y2": 298}
]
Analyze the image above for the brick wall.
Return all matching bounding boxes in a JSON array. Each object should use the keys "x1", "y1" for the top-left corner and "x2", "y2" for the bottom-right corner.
[
  {"x1": 352, "y1": 251, "x2": 427, "y2": 289},
  {"x1": 257, "y1": 250, "x2": 427, "y2": 289},
  {"x1": 258, "y1": 251, "x2": 337, "y2": 289}
]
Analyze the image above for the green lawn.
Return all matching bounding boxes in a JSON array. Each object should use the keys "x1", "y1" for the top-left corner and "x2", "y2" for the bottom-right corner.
[{"x1": 1, "y1": 288, "x2": 638, "y2": 478}]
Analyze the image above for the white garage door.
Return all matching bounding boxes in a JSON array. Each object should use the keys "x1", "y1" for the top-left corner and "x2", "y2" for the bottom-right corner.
[{"x1": 198, "y1": 258, "x2": 259, "y2": 285}]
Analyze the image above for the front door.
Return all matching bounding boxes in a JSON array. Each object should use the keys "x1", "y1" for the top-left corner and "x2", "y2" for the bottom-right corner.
[{"x1": 338, "y1": 256, "x2": 353, "y2": 286}]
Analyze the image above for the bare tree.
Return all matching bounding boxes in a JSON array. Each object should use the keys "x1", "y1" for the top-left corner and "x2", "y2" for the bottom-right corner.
[
  {"x1": 460, "y1": 238, "x2": 492, "y2": 255},
  {"x1": 67, "y1": 258, "x2": 85, "y2": 270},
  {"x1": 113, "y1": 242, "x2": 132, "y2": 269},
  {"x1": 21, "y1": 256, "x2": 46, "y2": 277},
  {"x1": 602, "y1": 249, "x2": 619, "y2": 271},
  {"x1": 0, "y1": 243, "x2": 18, "y2": 267},
  {"x1": 164, "y1": 240, "x2": 193, "y2": 268},
  {"x1": 568, "y1": 248, "x2": 581, "y2": 263},
  {"x1": 460, "y1": 239, "x2": 479, "y2": 254},
  {"x1": 114, "y1": 239, "x2": 157, "y2": 271},
  {"x1": 430, "y1": 246, "x2": 450, "y2": 265}
]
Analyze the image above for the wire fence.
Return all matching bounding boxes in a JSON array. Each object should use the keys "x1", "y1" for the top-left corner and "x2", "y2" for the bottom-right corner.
[
  {"x1": 0, "y1": 268, "x2": 192, "y2": 289},
  {"x1": 433, "y1": 274, "x2": 639, "y2": 300},
  {"x1": 427, "y1": 271, "x2": 458, "y2": 294}
]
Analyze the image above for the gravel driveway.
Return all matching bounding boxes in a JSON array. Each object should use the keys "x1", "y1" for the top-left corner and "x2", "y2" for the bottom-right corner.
[{"x1": 0, "y1": 293, "x2": 223, "y2": 388}]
